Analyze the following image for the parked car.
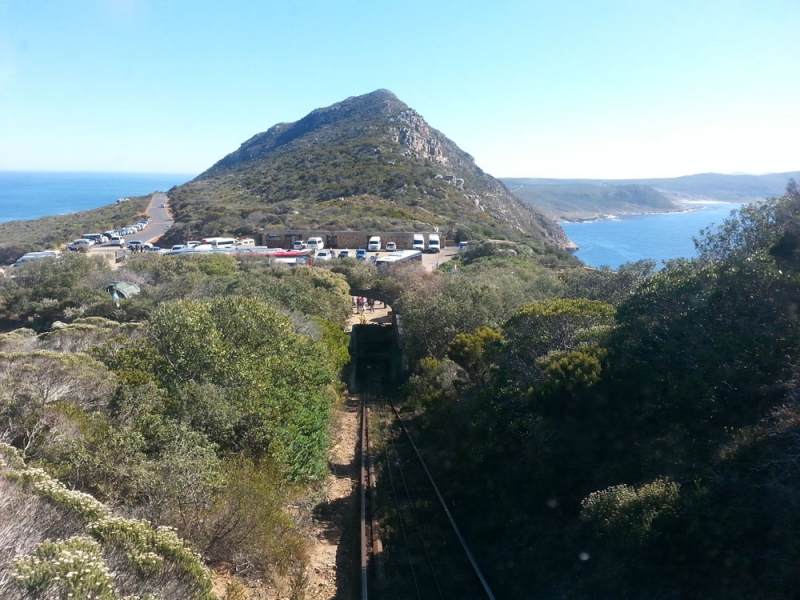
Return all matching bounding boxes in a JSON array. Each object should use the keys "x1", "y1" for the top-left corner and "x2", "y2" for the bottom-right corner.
[
  {"x1": 315, "y1": 249, "x2": 333, "y2": 261},
  {"x1": 293, "y1": 241, "x2": 308, "y2": 250},
  {"x1": 338, "y1": 249, "x2": 353, "y2": 258},
  {"x1": 171, "y1": 244, "x2": 187, "y2": 251},
  {"x1": 386, "y1": 242, "x2": 397, "y2": 251},
  {"x1": 82, "y1": 233, "x2": 107, "y2": 244},
  {"x1": 109, "y1": 235, "x2": 125, "y2": 247},
  {"x1": 356, "y1": 249, "x2": 368, "y2": 260},
  {"x1": 66, "y1": 239, "x2": 93, "y2": 251},
  {"x1": 145, "y1": 246, "x2": 162, "y2": 253},
  {"x1": 127, "y1": 240, "x2": 144, "y2": 250},
  {"x1": 307, "y1": 237, "x2": 324, "y2": 250}
]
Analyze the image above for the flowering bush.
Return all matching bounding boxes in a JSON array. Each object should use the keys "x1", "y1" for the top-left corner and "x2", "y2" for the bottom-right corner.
[
  {"x1": 1, "y1": 443, "x2": 215, "y2": 599},
  {"x1": 12, "y1": 536, "x2": 115, "y2": 599}
]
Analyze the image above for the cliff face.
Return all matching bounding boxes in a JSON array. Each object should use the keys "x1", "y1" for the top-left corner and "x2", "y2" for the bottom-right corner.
[{"x1": 172, "y1": 90, "x2": 574, "y2": 249}]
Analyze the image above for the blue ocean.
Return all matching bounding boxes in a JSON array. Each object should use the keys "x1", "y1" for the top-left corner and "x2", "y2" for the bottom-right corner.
[
  {"x1": 0, "y1": 172, "x2": 195, "y2": 224},
  {"x1": 560, "y1": 202, "x2": 743, "y2": 269}
]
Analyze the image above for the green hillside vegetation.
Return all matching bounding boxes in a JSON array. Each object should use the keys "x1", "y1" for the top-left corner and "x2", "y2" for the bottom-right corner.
[
  {"x1": 0, "y1": 196, "x2": 151, "y2": 265},
  {"x1": 506, "y1": 182, "x2": 677, "y2": 220},
  {"x1": 0, "y1": 252, "x2": 352, "y2": 597},
  {"x1": 163, "y1": 90, "x2": 571, "y2": 249},
  {"x1": 384, "y1": 181, "x2": 800, "y2": 598}
]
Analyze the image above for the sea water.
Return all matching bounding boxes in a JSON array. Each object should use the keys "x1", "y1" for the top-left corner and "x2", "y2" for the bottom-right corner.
[
  {"x1": 0, "y1": 172, "x2": 195, "y2": 224},
  {"x1": 560, "y1": 202, "x2": 743, "y2": 270}
]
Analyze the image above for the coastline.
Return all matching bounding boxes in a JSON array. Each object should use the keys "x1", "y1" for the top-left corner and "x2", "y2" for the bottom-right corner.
[{"x1": 556, "y1": 199, "x2": 742, "y2": 225}]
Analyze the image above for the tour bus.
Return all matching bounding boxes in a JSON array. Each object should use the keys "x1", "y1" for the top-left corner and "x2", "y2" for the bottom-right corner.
[
  {"x1": 14, "y1": 251, "x2": 61, "y2": 267},
  {"x1": 200, "y1": 237, "x2": 236, "y2": 248},
  {"x1": 375, "y1": 249, "x2": 422, "y2": 269}
]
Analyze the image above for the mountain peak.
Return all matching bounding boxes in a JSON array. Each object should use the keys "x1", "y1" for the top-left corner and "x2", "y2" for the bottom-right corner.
[{"x1": 170, "y1": 92, "x2": 573, "y2": 249}]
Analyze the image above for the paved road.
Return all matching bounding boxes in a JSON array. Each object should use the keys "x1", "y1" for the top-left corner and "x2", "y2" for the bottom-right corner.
[
  {"x1": 90, "y1": 192, "x2": 173, "y2": 252},
  {"x1": 137, "y1": 192, "x2": 173, "y2": 245}
]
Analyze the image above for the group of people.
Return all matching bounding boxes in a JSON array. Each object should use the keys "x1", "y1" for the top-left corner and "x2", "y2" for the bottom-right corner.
[{"x1": 353, "y1": 296, "x2": 376, "y2": 314}]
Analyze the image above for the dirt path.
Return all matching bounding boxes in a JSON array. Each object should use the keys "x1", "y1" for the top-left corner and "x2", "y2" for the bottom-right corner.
[{"x1": 305, "y1": 396, "x2": 361, "y2": 599}]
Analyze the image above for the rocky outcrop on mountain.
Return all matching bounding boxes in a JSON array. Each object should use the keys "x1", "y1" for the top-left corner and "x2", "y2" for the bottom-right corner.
[{"x1": 170, "y1": 90, "x2": 574, "y2": 249}]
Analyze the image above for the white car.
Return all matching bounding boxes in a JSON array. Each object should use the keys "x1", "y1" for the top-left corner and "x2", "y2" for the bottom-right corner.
[
  {"x1": 337, "y1": 249, "x2": 353, "y2": 259},
  {"x1": 109, "y1": 235, "x2": 125, "y2": 247},
  {"x1": 386, "y1": 242, "x2": 397, "y2": 251},
  {"x1": 315, "y1": 250, "x2": 333, "y2": 261},
  {"x1": 67, "y1": 239, "x2": 93, "y2": 251}
]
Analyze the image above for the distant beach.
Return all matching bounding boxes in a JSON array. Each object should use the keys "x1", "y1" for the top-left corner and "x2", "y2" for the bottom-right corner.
[{"x1": 0, "y1": 172, "x2": 194, "y2": 224}]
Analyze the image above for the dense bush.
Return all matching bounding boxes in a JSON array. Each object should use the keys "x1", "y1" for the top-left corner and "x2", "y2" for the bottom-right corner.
[{"x1": 391, "y1": 187, "x2": 800, "y2": 597}]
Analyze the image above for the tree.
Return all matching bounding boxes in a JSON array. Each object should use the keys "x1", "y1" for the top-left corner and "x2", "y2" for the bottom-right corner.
[
  {"x1": 561, "y1": 260, "x2": 656, "y2": 306},
  {"x1": 498, "y1": 299, "x2": 615, "y2": 390},
  {"x1": 446, "y1": 326, "x2": 503, "y2": 385},
  {"x1": 135, "y1": 297, "x2": 336, "y2": 481}
]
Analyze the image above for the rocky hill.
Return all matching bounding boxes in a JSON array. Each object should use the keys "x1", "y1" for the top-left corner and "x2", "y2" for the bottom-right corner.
[{"x1": 166, "y1": 90, "x2": 574, "y2": 249}]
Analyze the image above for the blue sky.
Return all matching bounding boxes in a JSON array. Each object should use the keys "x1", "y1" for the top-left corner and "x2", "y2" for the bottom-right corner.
[{"x1": 0, "y1": 0, "x2": 798, "y2": 178}]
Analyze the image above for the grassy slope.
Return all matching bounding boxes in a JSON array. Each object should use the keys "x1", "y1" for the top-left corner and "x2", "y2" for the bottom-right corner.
[{"x1": 0, "y1": 196, "x2": 151, "y2": 263}]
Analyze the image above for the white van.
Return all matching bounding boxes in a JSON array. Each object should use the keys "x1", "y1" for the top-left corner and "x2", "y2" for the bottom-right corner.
[
  {"x1": 368, "y1": 236, "x2": 381, "y2": 251},
  {"x1": 235, "y1": 238, "x2": 255, "y2": 247},
  {"x1": 307, "y1": 237, "x2": 324, "y2": 250},
  {"x1": 201, "y1": 237, "x2": 236, "y2": 248},
  {"x1": 412, "y1": 234, "x2": 425, "y2": 251},
  {"x1": 428, "y1": 233, "x2": 441, "y2": 253}
]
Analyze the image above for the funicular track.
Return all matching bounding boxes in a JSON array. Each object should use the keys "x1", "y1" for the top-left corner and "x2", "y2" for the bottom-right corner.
[{"x1": 351, "y1": 324, "x2": 495, "y2": 599}]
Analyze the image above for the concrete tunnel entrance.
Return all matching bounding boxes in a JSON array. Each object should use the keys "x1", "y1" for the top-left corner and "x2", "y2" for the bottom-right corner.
[{"x1": 346, "y1": 290, "x2": 405, "y2": 392}]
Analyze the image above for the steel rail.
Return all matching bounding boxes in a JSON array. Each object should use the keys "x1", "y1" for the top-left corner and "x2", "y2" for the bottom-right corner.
[
  {"x1": 361, "y1": 392, "x2": 369, "y2": 600},
  {"x1": 376, "y1": 395, "x2": 423, "y2": 599}
]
